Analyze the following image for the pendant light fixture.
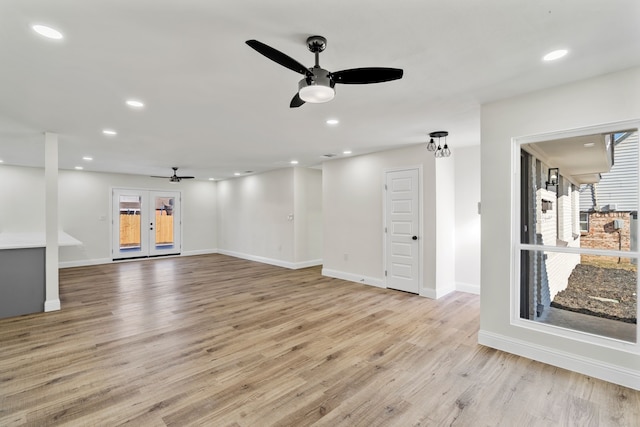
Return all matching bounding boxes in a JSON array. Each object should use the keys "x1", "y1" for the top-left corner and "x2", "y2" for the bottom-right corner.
[{"x1": 427, "y1": 131, "x2": 451, "y2": 158}]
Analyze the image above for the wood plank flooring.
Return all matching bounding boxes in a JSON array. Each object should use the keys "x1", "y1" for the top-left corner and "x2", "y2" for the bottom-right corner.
[{"x1": 0, "y1": 254, "x2": 638, "y2": 426}]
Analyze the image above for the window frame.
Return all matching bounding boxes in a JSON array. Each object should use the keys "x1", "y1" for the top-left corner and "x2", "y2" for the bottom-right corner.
[
  {"x1": 511, "y1": 120, "x2": 640, "y2": 353},
  {"x1": 579, "y1": 211, "x2": 590, "y2": 235}
]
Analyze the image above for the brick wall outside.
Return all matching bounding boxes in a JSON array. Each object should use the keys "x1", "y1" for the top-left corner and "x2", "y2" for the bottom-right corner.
[{"x1": 581, "y1": 211, "x2": 631, "y2": 263}]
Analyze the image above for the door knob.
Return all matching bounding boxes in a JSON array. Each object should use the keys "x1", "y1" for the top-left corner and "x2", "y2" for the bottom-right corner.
[{"x1": 412, "y1": 236, "x2": 418, "y2": 240}]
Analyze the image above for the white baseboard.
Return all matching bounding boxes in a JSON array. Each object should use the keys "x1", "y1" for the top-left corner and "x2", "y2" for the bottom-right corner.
[
  {"x1": 217, "y1": 249, "x2": 322, "y2": 270},
  {"x1": 59, "y1": 258, "x2": 111, "y2": 268},
  {"x1": 44, "y1": 299, "x2": 61, "y2": 312},
  {"x1": 420, "y1": 285, "x2": 456, "y2": 299},
  {"x1": 294, "y1": 259, "x2": 324, "y2": 269},
  {"x1": 58, "y1": 249, "x2": 221, "y2": 269},
  {"x1": 456, "y1": 281, "x2": 480, "y2": 295},
  {"x1": 478, "y1": 330, "x2": 640, "y2": 391},
  {"x1": 182, "y1": 249, "x2": 219, "y2": 257},
  {"x1": 321, "y1": 268, "x2": 385, "y2": 288}
]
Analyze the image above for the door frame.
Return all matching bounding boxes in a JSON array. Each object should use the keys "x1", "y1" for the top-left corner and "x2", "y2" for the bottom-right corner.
[
  {"x1": 110, "y1": 187, "x2": 183, "y2": 261},
  {"x1": 382, "y1": 165, "x2": 423, "y2": 294}
]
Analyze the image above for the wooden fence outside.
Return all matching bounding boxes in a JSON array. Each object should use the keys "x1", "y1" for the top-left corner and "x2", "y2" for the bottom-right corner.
[{"x1": 119, "y1": 211, "x2": 174, "y2": 247}]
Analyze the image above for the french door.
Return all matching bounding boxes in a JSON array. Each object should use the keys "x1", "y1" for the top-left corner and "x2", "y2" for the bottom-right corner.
[{"x1": 112, "y1": 189, "x2": 181, "y2": 260}]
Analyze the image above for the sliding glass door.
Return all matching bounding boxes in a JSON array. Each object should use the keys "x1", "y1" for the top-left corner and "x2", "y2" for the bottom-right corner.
[{"x1": 112, "y1": 189, "x2": 181, "y2": 260}]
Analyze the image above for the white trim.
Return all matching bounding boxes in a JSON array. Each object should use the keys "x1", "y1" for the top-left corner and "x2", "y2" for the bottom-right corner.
[
  {"x1": 293, "y1": 258, "x2": 324, "y2": 269},
  {"x1": 44, "y1": 299, "x2": 60, "y2": 312},
  {"x1": 59, "y1": 258, "x2": 112, "y2": 268},
  {"x1": 420, "y1": 285, "x2": 455, "y2": 299},
  {"x1": 182, "y1": 249, "x2": 219, "y2": 257},
  {"x1": 456, "y1": 281, "x2": 480, "y2": 295},
  {"x1": 478, "y1": 330, "x2": 640, "y2": 391},
  {"x1": 513, "y1": 122, "x2": 640, "y2": 351},
  {"x1": 512, "y1": 316, "x2": 638, "y2": 353},
  {"x1": 321, "y1": 268, "x2": 385, "y2": 288},
  {"x1": 217, "y1": 249, "x2": 321, "y2": 270},
  {"x1": 520, "y1": 243, "x2": 636, "y2": 258},
  {"x1": 58, "y1": 250, "x2": 219, "y2": 269},
  {"x1": 515, "y1": 119, "x2": 640, "y2": 145}
]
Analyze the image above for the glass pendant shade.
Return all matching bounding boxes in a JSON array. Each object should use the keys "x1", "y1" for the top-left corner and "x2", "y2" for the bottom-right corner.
[
  {"x1": 426, "y1": 138, "x2": 437, "y2": 151},
  {"x1": 442, "y1": 144, "x2": 451, "y2": 157},
  {"x1": 299, "y1": 85, "x2": 335, "y2": 103}
]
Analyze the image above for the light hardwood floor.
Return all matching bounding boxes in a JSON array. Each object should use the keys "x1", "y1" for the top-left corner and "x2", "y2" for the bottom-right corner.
[{"x1": 1, "y1": 254, "x2": 638, "y2": 426}]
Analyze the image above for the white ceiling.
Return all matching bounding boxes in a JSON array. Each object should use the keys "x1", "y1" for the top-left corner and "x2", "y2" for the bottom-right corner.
[{"x1": 1, "y1": 1, "x2": 639, "y2": 180}]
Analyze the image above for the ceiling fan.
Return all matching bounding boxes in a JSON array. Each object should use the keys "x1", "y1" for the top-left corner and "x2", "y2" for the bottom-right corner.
[
  {"x1": 246, "y1": 36, "x2": 403, "y2": 108},
  {"x1": 151, "y1": 167, "x2": 194, "y2": 183}
]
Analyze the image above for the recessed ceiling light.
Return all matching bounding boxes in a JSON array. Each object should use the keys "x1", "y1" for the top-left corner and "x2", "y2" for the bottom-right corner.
[
  {"x1": 82, "y1": 156, "x2": 93, "y2": 161},
  {"x1": 290, "y1": 160, "x2": 299, "y2": 165},
  {"x1": 126, "y1": 99, "x2": 144, "y2": 108},
  {"x1": 543, "y1": 49, "x2": 568, "y2": 61},
  {"x1": 343, "y1": 150, "x2": 352, "y2": 155},
  {"x1": 583, "y1": 142, "x2": 595, "y2": 148},
  {"x1": 234, "y1": 172, "x2": 241, "y2": 176},
  {"x1": 208, "y1": 178, "x2": 216, "y2": 181},
  {"x1": 74, "y1": 166, "x2": 83, "y2": 170},
  {"x1": 0, "y1": 159, "x2": 4, "y2": 163},
  {"x1": 32, "y1": 24, "x2": 63, "y2": 40},
  {"x1": 102, "y1": 129, "x2": 117, "y2": 136},
  {"x1": 326, "y1": 119, "x2": 339, "y2": 125}
]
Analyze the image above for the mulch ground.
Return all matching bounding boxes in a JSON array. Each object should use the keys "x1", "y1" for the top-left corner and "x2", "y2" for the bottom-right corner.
[{"x1": 551, "y1": 264, "x2": 637, "y2": 324}]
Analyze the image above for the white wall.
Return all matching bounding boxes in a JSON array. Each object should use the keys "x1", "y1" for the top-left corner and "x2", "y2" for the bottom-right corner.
[
  {"x1": 57, "y1": 169, "x2": 217, "y2": 266},
  {"x1": 454, "y1": 145, "x2": 481, "y2": 294},
  {"x1": 323, "y1": 144, "x2": 458, "y2": 296},
  {"x1": 0, "y1": 165, "x2": 45, "y2": 232},
  {"x1": 217, "y1": 168, "x2": 296, "y2": 265},
  {"x1": 480, "y1": 67, "x2": 640, "y2": 389},
  {"x1": 293, "y1": 167, "x2": 322, "y2": 264}
]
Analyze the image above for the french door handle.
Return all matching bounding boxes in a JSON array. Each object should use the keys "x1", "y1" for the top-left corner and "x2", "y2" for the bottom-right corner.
[{"x1": 412, "y1": 236, "x2": 418, "y2": 240}]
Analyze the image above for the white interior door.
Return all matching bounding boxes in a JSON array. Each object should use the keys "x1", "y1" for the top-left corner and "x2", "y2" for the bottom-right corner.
[
  {"x1": 112, "y1": 189, "x2": 181, "y2": 260},
  {"x1": 385, "y1": 169, "x2": 421, "y2": 293}
]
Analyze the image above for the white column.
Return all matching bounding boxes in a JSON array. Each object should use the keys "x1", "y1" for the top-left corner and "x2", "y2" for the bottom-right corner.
[
  {"x1": 434, "y1": 156, "x2": 456, "y2": 298},
  {"x1": 44, "y1": 132, "x2": 60, "y2": 312}
]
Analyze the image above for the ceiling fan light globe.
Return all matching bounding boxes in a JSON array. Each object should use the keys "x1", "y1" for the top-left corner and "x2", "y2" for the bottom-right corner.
[{"x1": 299, "y1": 85, "x2": 335, "y2": 103}]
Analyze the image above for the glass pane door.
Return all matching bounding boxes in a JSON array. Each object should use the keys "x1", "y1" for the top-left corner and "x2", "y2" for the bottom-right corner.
[
  {"x1": 112, "y1": 189, "x2": 181, "y2": 260},
  {"x1": 149, "y1": 192, "x2": 180, "y2": 256},
  {"x1": 120, "y1": 195, "x2": 142, "y2": 253}
]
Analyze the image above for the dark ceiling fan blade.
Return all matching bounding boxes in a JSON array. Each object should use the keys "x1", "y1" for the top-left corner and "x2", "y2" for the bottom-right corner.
[
  {"x1": 290, "y1": 93, "x2": 305, "y2": 108},
  {"x1": 246, "y1": 40, "x2": 312, "y2": 77},
  {"x1": 177, "y1": 176, "x2": 195, "y2": 179},
  {"x1": 331, "y1": 67, "x2": 404, "y2": 84},
  {"x1": 150, "y1": 175, "x2": 171, "y2": 178}
]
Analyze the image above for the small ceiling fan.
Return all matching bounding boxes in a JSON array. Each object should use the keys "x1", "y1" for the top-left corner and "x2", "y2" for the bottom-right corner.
[
  {"x1": 151, "y1": 167, "x2": 194, "y2": 183},
  {"x1": 246, "y1": 36, "x2": 403, "y2": 108}
]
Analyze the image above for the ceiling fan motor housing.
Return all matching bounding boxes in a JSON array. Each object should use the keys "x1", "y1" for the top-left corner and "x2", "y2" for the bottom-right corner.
[{"x1": 298, "y1": 68, "x2": 335, "y2": 103}]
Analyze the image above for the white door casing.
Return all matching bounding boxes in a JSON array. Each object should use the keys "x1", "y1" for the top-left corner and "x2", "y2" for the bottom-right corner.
[
  {"x1": 384, "y1": 168, "x2": 421, "y2": 293},
  {"x1": 112, "y1": 188, "x2": 181, "y2": 260}
]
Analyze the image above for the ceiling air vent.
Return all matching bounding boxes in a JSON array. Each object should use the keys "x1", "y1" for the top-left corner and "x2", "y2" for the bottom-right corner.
[{"x1": 322, "y1": 153, "x2": 337, "y2": 158}]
